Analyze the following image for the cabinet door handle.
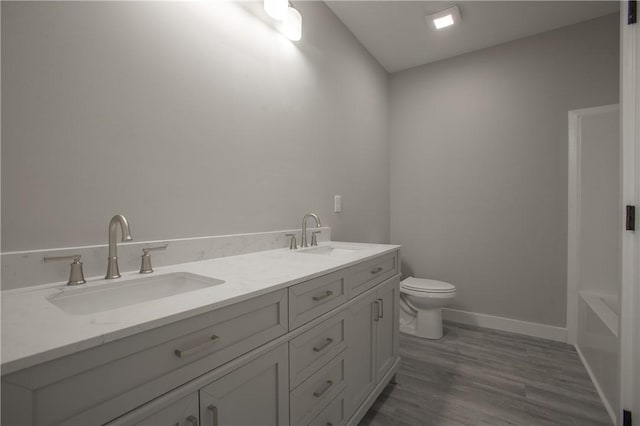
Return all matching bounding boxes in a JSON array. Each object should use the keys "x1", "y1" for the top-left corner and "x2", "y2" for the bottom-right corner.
[
  {"x1": 174, "y1": 335, "x2": 219, "y2": 358},
  {"x1": 370, "y1": 266, "x2": 384, "y2": 275},
  {"x1": 373, "y1": 300, "x2": 380, "y2": 322},
  {"x1": 313, "y1": 337, "x2": 334, "y2": 352},
  {"x1": 312, "y1": 290, "x2": 333, "y2": 301},
  {"x1": 378, "y1": 298, "x2": 384, "y2": 319},
  {"x1": 208, "y1": 404, "x2": 218, "y2": 426},
  {"x1": 186, "y1": 415, "x2": 198, "y2": 426},
  {"x1": 313, "y1": 379, "x2": 334, "y2": 397}
]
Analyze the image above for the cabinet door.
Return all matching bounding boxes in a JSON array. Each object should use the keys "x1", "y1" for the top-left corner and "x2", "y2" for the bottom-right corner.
[
  {"x1": 199, "y1": 344, "x2": 289, "y2": 426},
  {"x1": 106, "y1": 392, "x2": 199, "y2": 426},
  {"x1": 374, "y1": 276, "x2": 400, "y2": 381},
  {"x1": 344, "y1": 292, "x2": 377, "y2": 419}
]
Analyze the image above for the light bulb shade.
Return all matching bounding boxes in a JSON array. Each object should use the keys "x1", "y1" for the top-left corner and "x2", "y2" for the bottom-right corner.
[
  {"x1": 281, "y1": 6, "x2": 302, "y2": 41},
  {"x1": 264, "y1": 0, "x2": 288, "y2": 20}
]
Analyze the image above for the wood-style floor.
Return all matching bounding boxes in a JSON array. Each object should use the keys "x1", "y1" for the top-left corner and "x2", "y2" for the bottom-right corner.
[{"x1": 360, "y1": 322, "x2": 611, "y2": 426}]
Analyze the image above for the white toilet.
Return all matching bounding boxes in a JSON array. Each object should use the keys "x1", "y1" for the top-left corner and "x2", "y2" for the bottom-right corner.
[{"x1": 399, "y1": 277, "x2": 456, "y2": 339}]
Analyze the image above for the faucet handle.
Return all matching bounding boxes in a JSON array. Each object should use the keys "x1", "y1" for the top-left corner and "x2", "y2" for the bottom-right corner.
[
  {"x1": 140, "y1": 244, "x2": 168, "y2": 274},
  {"x1": 44, "y1": 254, "x2": 86, "y2": 286},
  {"x1": 285, "y1": 233, "x2": 298, "y2": 250},
  {"x1": 142, "y1": 244, "x2": 168, "y2": 255},
  {"x1": 311, "y1": 231, "x2": 321, "y2": 247}
]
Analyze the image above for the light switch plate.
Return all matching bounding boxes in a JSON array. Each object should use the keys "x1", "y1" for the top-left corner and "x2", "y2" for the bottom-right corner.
[{"x1": 334, "y1": 195, "x2": 342, "y2": 213}]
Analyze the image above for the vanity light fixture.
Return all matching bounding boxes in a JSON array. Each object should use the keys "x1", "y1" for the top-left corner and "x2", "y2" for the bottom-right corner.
[
  {"x1": 281, "y1": 5, "x2": 302, "y2": 41},
  {"x1": 264, "y1": 0, "x2": 288, "y2": 20},
  {"x1": 426, "y1": 5, "x2": 461, "y2": 30},
  {"x1": 264, "y1": 0, "x2": 303, "y2": 41}
]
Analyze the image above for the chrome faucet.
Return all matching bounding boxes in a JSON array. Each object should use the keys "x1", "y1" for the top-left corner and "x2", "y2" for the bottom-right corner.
[
  {"x1": 105, "y1": 214, "x2": 133, "y2": 279},
  {"x1": 301, "y1": 213, "x2": 321, "y2": 248}
]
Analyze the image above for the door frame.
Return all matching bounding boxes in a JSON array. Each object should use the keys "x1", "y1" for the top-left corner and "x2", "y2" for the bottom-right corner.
[
  {"x1": 619, "y1": 1, "x2": 639, "y2": 419},
  {"x1": 566, "y1": 103, "x2": 620, "y2": 346}
]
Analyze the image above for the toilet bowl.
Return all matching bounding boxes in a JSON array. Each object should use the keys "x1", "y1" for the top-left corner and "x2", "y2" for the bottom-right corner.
[{"x1": 399, "y1": 277, "x2": 456, "y2": 339}]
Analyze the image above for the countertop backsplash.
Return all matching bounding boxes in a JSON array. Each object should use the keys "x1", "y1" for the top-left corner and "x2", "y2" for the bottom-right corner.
[{"x1": 1, "y1": 227, "x2": 331, "y2": 291}]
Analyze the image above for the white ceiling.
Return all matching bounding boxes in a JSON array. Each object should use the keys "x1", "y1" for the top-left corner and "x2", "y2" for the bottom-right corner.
[{"x1": 324, "y1": 1, "x2": 619, "y2": 73}]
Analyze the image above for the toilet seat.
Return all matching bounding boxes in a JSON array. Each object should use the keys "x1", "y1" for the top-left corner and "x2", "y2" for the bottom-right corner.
[{"x1": 401, "y1": 277, "x2": 456, "y2": 294}]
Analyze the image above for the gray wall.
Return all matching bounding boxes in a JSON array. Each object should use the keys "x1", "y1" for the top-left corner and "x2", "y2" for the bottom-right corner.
[
  {"x1": 390, "y1": 14, "x2": 619, "y2": 327},
  {"x1": 1, "y1": 1, "x2": 389, "y2": 252}
]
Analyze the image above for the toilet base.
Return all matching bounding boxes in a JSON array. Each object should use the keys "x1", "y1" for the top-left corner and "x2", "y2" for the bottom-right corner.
[
  {"x1": 400, "y1": 307, "x2": 444, "y2": 339},
  {"x1": 417, "y1": 308, "x2": 443, "y2": 339},
  {"x1": 399, "y1": 315, "x2": 416, "y2": 335}
]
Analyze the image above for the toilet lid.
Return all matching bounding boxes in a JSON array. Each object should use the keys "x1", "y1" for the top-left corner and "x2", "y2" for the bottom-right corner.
[{"x1": 401, "y1": 277, "x2": 456, "y2": 293}]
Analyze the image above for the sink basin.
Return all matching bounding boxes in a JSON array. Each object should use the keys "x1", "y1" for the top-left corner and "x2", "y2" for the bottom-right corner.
[
  {"x1": 48, "y1": 272, "x2": 225, "y2": 315},
  {"x1": 298, "y1": 245, "x2": 360, "y2": 256}
]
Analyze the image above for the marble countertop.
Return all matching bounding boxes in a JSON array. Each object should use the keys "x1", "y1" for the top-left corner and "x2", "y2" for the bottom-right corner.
[{"x1": 1, "y1": 241, "x2": 399, "y2": 375}]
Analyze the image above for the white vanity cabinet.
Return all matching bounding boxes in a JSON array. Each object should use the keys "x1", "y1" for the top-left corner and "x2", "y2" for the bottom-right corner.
[
  {"x1": 199, "y1": 344, "x2": 289, "y2": 426},
  {"x1": 288, "y1": 268, "x2": 348, "y2": 329},
  {"x1": 107, "y1": 392, "x2": 200, "y2": 426},
  {"x1": 344, "y1": 292, "x2": 378, "y2": 416},
  {"x1": 343, "y1": 275, "x2": 399, "y2": 419},
  {"x1": 135, "y1": 394, "x2": 199, "y2": 426},
  {"x1": 2, "y1": 248, "x2": 400, "y2": 426},
  {"x1": 308, "y1": 391, "x2": 348, "y2": 426},
  {"x1": 2, "y1": 289, "x2": 289, "y2": 426},
  {"x1": 106, "y1": 345, "x2": 289, "y2": 426},
  {"x1": 373, "y1": 277, "x2": 400, "y2": 382},
  {"x1": 287, "y1": 252, "x2": 400, "y2": 425}
]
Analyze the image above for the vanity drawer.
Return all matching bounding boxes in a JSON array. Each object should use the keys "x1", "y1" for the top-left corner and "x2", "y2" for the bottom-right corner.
[
  {"x1": 309, "y1": 391, "x2": 347, "y2": 426},
  {"x1": 346, "y1": 251, "x2": 398, "y2": 298},
  {"x1": 289, "y1": 311, "x2": 347, "y2": 389},
  {"x1": 3, "y1": 289, "x2": 288, "y2": 426},
  {"x1": 289, "y1": 269, "x2": 348, "y2": 329},
  {"x1": 105, "y1": 390, "x2": 199, "y2": 426},
  {"x1": 290, "y1": 352, "x2": 346, "y2": 426}
]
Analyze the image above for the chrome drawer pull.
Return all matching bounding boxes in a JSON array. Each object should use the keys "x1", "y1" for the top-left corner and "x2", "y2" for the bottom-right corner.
[
  {"x1": 174, "y1": 335, "x2": 219, "y2": 358},
  {"x1": 373, "y1": 300, "x2": 380, "y2": 322},
  {"x1": 208, "y1": 405, "x2": 218, "y2": 426},
  {"x1": 378, "y1": 298, "x2": 384, "y2": 319},
  {"x1": 186, "y1": 415, "x2": 199, "y2": 426},
  {"x1": 313, "y1": 379, "x2": 334, "y2": 397},
  {"x1": 313, "y1": 337, "x2": 334, "y2": 352},
  {"x1": 370, "y1": 267, "x2": 384, "y2": 275},
  {"x1": 312, "y1": 290, "x2": 333, "y2": 301}
]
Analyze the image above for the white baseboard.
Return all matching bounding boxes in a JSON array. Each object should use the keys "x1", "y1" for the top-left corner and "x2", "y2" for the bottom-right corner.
[
  {"x1": 575, "y1": 345, "x2": 617, "y2": 425},
  {"x1": 442, "y1": 308, "x2": 568, "y2": 343}
]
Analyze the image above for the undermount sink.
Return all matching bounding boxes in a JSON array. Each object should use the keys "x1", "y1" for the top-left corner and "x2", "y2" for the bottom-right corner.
[
  {"x1": 298, "y1": 245, "x2": 360, "y2": 256},
  {"x1": 48, "y1": 272, "x2": 225, "y2": 315}
]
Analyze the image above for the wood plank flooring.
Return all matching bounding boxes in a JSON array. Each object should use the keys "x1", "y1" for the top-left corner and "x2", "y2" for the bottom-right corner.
[{"x1": 359, "y1": 322, "x2": 611, "y2": 426}]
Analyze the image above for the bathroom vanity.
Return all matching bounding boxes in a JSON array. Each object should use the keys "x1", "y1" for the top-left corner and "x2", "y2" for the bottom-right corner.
[{"x1": 1, "y1": 242, "x2": 400, "y2": 426}]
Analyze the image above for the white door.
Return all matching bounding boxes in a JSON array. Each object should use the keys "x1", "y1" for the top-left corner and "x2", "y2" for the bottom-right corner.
[{"x1": 619, "y1": 2, "x2": 640, "y2": 420}]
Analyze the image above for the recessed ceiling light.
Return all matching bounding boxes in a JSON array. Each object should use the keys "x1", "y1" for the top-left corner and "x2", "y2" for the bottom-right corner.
[
  {"x1": 426, "y1": 5, "x2": 461, "y2": 31},
  {"x1": 433, "y1": 14, "x2": 454, "y2": 29}
]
